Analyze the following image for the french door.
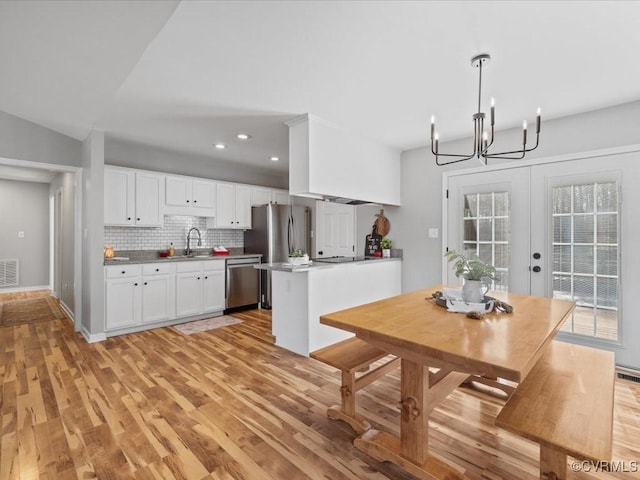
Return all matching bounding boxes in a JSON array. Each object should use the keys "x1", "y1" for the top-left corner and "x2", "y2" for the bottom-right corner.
[{"x1": 446, "y1": 150, "x2": 640, "y2": 369}]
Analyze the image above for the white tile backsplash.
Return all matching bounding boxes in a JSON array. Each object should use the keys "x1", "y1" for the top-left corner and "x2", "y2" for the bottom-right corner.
[{"x1": 104, "y1": 215, "x2": 244, "y2": 251}]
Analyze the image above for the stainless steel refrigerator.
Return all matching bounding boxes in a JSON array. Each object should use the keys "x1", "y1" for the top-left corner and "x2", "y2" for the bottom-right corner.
[{"x1": 244, "y1": 204, "x2": 311, "y2": 309}]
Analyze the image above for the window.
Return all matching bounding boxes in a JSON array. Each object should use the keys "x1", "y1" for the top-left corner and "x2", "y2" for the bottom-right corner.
[
  {"x1": 462, "y1": 192, "x2": 509, "y2": 291},
  {"x1": 552, "y1": 182, "x2": 619, "y2": 340}
]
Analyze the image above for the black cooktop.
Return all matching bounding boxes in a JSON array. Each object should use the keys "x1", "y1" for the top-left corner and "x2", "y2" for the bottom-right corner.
[{"x1": 313, "y1": 256, "x2": 368, "y2": 263}]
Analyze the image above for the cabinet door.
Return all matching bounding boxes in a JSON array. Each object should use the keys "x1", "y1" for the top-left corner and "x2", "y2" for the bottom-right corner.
[
  {"x1": 215, "y1": 183, "x2": 236, "y2": 228},
  {"x1": 142, "y1": 275, "x2": 172, "y2": 322},
  {"x1": 273, "y1": 189, "x2": 290, "y2": 205},
  {"x1": 235, "y1": 185, "x2": 253, "y2": 229},
  {"x1": 135, "y1": 172, "x2": 163, "y2": 226},
  {"x1": 105, "y1": 277, "x2": 141, "y2": 329},
  {"x1": 104, "y1": 168, "x2": 134, "y2": 226},
  {"x1": 192, "y1": 179, "x2": 215, "y2": 209},
  {"x1": 251, "y1": 187, "x2": 272, "y2": 206},
  {"x1": 175, "y1": 272, "x2": 202, "y2": 317},
  {"x1": 202, "y1": 269, "x2": 225, "y2": 312},
  {"x1": 165, "y1": 175, "x2": 192, "y2": 207}
]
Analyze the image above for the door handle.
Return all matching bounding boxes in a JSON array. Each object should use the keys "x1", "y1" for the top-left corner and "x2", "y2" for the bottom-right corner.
[
  {"x1": 533, "y1": 252, "x2": 541, "y2": 259},
  {"x1": 532, "y1": 266, "x2": 542, "y2": 273}
]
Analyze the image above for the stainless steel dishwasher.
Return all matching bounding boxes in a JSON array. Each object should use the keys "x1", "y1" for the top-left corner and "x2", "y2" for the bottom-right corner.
[{"x1": 225, "y1": 257, "x2": 260, "y2": 311}]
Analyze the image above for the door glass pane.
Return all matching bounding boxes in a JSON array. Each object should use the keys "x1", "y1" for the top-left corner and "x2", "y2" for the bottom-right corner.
[
  {"x1": 462, "y1": 192, "x2": 509, "y2": 291},
  {"x1": 552, "y1": 182, "x2": 619, "y2": 341}
]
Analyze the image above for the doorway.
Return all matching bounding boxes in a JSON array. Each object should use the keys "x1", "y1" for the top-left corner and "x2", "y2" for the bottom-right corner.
[{"x1": 445, "y1": 148, "x2": 640, "y2": 370}]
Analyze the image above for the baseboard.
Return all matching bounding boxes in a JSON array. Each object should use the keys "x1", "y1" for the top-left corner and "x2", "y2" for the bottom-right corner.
[
  {"x1": 59, "y1": 301, "x2": 74, "y2": 322},
  {"x1": 81, "y1": 326, "x2": 106, "y2": 343},
  {"x1": 0, "y1": 285, "x2": 50, "y2": 294}
]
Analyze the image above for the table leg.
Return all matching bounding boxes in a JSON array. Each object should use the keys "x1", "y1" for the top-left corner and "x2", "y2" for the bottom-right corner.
[{"x1": 354, "y1": 359, "x2": 469, "y2": 480}]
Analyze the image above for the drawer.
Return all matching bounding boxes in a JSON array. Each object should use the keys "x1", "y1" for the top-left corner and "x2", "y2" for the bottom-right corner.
[
  {"x1": 142, "y1": 263, "x2": 174, "y2": 276},
  {"x1": 176, "y1": 261, "x2": 203, "y2": 274},
  {"x1": 105, "y1": 265, "x2": 142, "y2": 279},
  {"x1": 203, "y1": 259, "x2": 225, "y2": 271}
]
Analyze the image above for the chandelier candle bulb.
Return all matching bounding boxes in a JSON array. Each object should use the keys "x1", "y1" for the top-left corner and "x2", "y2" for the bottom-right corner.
[
  {"x1": 430, "y1": 116, "x2": 435, "y2": 139},
  {"x1": 536, "y1": 108, "x2": 541, "y2": 133},
  {"x1": 523, "y1": 120, "x2": 528, "y2": 145},
  {"x1": 434, "y1": 133, "x2": 439, "y2": 153}
]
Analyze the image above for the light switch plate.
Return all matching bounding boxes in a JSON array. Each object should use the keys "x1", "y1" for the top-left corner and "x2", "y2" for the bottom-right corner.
[
  {"x1": 428, "y1": 228, "x2": 439, "y2": 239},
  {"x1": 18, "y1": 231, "x2": 24, "y2": 238}
]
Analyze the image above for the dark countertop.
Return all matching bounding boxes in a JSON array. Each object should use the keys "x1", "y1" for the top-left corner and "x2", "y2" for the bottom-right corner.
[{"x1": 104, "y1": 249, "x2": 261, "y2": 266}]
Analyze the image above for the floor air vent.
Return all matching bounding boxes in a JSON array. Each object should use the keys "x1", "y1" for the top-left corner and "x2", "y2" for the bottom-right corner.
[
  {"x1": 0, "y1": 259, "x2": 19, "y2": 287},
  {"x1": 618, "y1": 373, "x2": 640, "y2": 383},
  {"x1": 617, "y1": 366, "x2": 640, "y2": 383}
]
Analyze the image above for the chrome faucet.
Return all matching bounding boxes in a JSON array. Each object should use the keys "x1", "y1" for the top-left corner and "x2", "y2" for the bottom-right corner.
[{"x1": 186, "y1": 227, "x2": 202, "y2": 256}]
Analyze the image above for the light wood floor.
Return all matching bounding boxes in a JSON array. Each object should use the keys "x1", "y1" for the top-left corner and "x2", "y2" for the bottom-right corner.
[{"x1": 1, "y1": 305, "x2": 639, "y2": 479}]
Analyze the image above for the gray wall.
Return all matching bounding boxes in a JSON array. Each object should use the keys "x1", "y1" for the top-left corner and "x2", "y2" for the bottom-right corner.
[
  {"x1": 0, "y1": 110, "x2": 82, "y2": 167},
  {"x1": 106, "y1": 138, "x2": 288, "y2": 189},
  {"x1": 390, "y1": 99, "x2": 640, "y2": 294},
  {"x1": 0, "y1": 179, "x2": 50, "y2": 288},
  {"x1": 50, "y1": 172, "x2": 75, "y2": 313},
  {"x1": 81, "y1": 131, "x2": 104, "y2": 339}
]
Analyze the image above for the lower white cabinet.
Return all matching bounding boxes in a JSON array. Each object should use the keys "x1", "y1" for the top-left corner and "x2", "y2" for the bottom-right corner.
[
  {"x1": 105, "y1": 266, "x2": 142, "y2": 330},
  {"x1": 175, "y1": 260, "x2": 226, "y2": 318},
  {"x1": 141, "y1": 263, "x2": 174, "y2": 323},
  {"x1": 105, "y1": 260, "x2": 224, "y2": 333}
]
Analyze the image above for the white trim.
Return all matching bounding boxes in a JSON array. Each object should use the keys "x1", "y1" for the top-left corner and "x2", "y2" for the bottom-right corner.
[
  {"x1": 59, "y1": 300, "x2": 74, "y2": 322},
  {"x1": 82, "y1": 326, "x2": 106, "y2": 343},
  {"x1": 0, "y1": 285, "x2": 50, "y2": 294}
]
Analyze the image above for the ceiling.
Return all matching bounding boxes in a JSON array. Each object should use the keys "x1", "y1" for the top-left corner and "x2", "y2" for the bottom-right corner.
[{"x1": 2, "y1": 0, "x2": 640, "y2": 177}]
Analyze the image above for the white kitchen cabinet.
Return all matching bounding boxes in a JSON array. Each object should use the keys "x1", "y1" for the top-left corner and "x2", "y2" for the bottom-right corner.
[
  {"x1": 251, "y1": 186, "x2": 272, "y2": 206},
  {"x1": 202, "y1": 262, "x2": 225, "y2": 312},
  {"x1": 105, "y1": 265, "x2": 142, "y2": 330},
  {"x1": 273, "y1": 189, "x2": 290, "y2": 205},
  {"x1": 165, "y1": 175, "x2": 216, "y2": 216},
  {"x1": 212, "y1": 183, "x2": 252, "y2": 229},
  {"x1": 175, "y1": 260, "x2": 225, "y2": 317},
  {"x1": 251, "y1": 186, "x2": 290, "y2": 206},
  {"x1": 141, "y1": 263, "x2": 174, "y2": 323},
  {"x1": 104, "y1": 166, "x2": 163, "y2": 227}
]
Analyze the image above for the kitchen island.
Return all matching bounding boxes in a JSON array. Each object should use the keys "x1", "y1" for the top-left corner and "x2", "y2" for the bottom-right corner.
[{"x1": 256, "y1": 257, "x2": 401, "y2": 356}]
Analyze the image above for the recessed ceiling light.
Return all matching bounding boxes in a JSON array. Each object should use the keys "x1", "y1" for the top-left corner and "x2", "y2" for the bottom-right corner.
[
  {"x1": 269, "y1": 156, "x2": 279, "y2": 162},
  {"x1": 236, "y1": 133, "x2": 251, "y2": 140},
  {"x1": 214, "y1": 143, "x2": 226, "y2": 149}
]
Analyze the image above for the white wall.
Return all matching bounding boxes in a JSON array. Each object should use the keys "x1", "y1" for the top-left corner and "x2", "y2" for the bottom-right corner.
[
  {"x1": 106, "y1": 138, "x2": 287, "y2": 189},
  {"x1": 390, "y1": 99, "x2": 640, "y2": 294},
  {"x1": 0, "y1": 179, "x2": 50, "y2": 288},
  {"x1": 49, "y1": 172, "x2": 75, "y2": 312}
]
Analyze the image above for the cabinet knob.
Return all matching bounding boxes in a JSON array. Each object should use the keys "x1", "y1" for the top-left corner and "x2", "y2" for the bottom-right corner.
[
  {"x1": 186, "y1": 200, "x2": 190, "y2": 203},
  {"x1": 144, "y1": 282, "x2": 148, "y2": 285},
  {"x1": 137, "y1": 218, "x2": 141, "y2": 221},
  {"x1": 121, "y1": 271, "x2": 126, "y2": 274},
  {"x1": 532, "y1": 266, "x2": 542, "y2": 273},
  {"x1": 204, "y1": 276, "x2": 208, "y2": 279},
  {"x1": 127, "y1": 217, "x2": 131, "y2": 221},
  {"x1": 134, "y1": 283, "x2": 138, "y2": 286},
  {"x1": 155, "y1": 268, "x2": 159, "y2": 272},
  {"x1": 197, "y1": 276, "x2": 201, "y2": 280},
  {"x1": 194, "y1": 200, "x2": 197, "y2": 203}
]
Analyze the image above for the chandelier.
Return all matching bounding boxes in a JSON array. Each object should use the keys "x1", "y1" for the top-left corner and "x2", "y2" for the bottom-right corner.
[{"x1": 430, "y1": 54, "x2": 541, "y2": 166}]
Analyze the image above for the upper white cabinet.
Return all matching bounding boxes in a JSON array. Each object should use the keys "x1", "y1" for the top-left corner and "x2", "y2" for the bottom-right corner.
[
  {"x1": 212, "y1": 183, "x2": 252, "y2": 229},
  {"x1": 286, "y1": 113, "x2": 401, "y2": 206},
  {"x1": 251, "y1": 186, "x2": 290, "y2": 206},
  {"x1": 165, "y1": 175, "x2": 216, "y2": 216},
  {"x1": 104, "y1": 166, "x2": 163, "y2": 227}
]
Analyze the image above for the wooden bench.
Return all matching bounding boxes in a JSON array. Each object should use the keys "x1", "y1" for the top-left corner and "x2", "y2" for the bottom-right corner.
[
  {"x1": 311, "y1": 337, "x2": 400, "y2": 433},
  {"x1": 496, "y1": 340, "x2": 615, "y2": 480}
]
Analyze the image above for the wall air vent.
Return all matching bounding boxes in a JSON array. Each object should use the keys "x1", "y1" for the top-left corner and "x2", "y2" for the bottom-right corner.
[{"x1": 0, "y1": 259, "x2": 18, "y2": 287}]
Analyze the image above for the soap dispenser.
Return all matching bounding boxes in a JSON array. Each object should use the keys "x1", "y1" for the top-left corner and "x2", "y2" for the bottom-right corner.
[{"x1": 168, "y1": 242, "x2": 175, "y2": 257}]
